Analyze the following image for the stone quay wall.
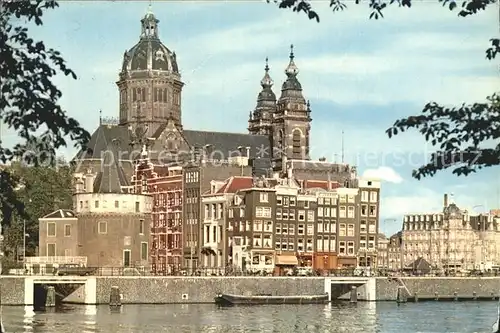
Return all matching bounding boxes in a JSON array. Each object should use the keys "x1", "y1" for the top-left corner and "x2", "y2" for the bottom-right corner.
[
  {"x1": 2, "y1": 276, "x2": 500, "y2": 305},
  {"x1": 376, "y1": 277, "x2": 500, "y2": 301},
  {"x1": 95, "y1": 277, "x2": 325, "y2": 304},
  {"x1": 0, "y1": 277, "x2": 25, "y2": 305}
]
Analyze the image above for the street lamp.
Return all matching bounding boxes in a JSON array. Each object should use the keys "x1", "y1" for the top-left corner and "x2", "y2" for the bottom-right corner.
[{"x1": 23, "y1": 199, "x2": 32, "y2": 269}]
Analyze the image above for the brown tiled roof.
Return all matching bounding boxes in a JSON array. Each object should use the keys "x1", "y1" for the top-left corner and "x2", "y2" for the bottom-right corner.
[{"x1": 218, "y1": 176, "x2": 253, "y2": 194}]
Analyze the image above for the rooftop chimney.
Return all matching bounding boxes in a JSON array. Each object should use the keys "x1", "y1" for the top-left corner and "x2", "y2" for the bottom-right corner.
[{"x1": 444, "y1": 193, "x2": 448, "y2": 208}]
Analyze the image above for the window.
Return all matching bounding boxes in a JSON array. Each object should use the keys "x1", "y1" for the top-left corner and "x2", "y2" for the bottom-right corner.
[
  {"x1": 339, "y1": 195, "x2": 346, "y2": 203},
  {"x1": 47, "y1": 243, "x2": 56, "y2": 256},
  {"x1": 277, "y1": 196, "x2": 282, "y2": 205},
  {"x1": 369, "y1": 205, "x2": 377, "y2": 217},
  {"x1": 361, "y1": 191, "x2": 369, "y2": 202},
  {"x1": 317, "y1": 221, "x2": 323, "y2": 233},
  {"x1": 325, "y1": 198, "x2": 331, "y2": 205},
  {"x1": 339, "y1": 241, "x2": 346, "y2": 254},
  {"x1": 330, "y1": 221, "x2": 337, "y2": 233},
  {"x1": 317, "y1": 207, "x2": 323, "y2": 217},
  {"x1": 298, "y1": 210, "x2": 305, "y2": 221},
  {"x1": 306, "y1": 239, "x2": 313, "y2": 252},
  {"x1": 290, "y1": 197, "x2": 296, "y2": 206},
  {"x1": 318, "y1": 198, "x2": 324, "y2": 205},
  {"x1": 276, "y1": 208, "x2": 282, "y2": 220},
  {"x1": 263, "y1": 234, "x2": 272, "y2": 248},
  {"x1": 339, "y1": 224, "x2": 346, "y2": 237},
  {"x1": 282, "y1": 223, "x2": 288, "y2": 235},
  {"x1": 370, "y1": 191, "x2": 378, "y2": 202},
  {"x1": 288, "y1": 224, "x2": 295, "y2": 235},
  {"x1": 347, "y1": 241, "x2": 355, "y2": 254},
  {"x1": 361, "y1": 236, "x2": 367, "y2": 249},
  {"x1": 304, "y1": 201, "x2": 309, "y2": 209},
  {"x1": 254, "y1": 220, "x2": 263, "y2": 232},
  {"x1": 64, "y1": 224, "x2": 71, "y2": 237},
  {"x1": 339, "y1": 206, "x2": 346, "y2": 218},
  {"x1": 347, "y1": 206, "x2": 355, "y2": 218},
  {"x1": 135, "y1": 201, "x2": 140, "y2": 212},
  {"x1": 289, "y1": 209, "x2": 295, "y2": 220},
  {"x1": 98, "y1": 221, "x2": 107, "y2": 234},
  {"x1": 141, "y1": 242, "x2": 148, "y2": 261},
  {"x1": 265, "y1": 221, "x2": 273, "y2": 232},
  {"x1": 347, "y1": 195, "x2": 355, "y2": 203},
  {"x1": 361, "y1": 205, "x2": 367, "y2": 216},
  {"x1": 347, "y1": 224, "x2": 355, "y2": 237},
  {"x1": 330, "y1": 236, "x2": 336, "y2": 252},
  {"x1": 253, "y1": 234, "x2": 262, "y2": 247},
  {"x1": 360, "y1": 220, "x2": 367, "y2": 233},
  {"x1": 307, "y1": 224, "x2": 314, "y2": 236},
  {"x1": 139, "y1": 219, "x2": 145, "y2": 234},
  {"x1": 368, "y1": 236, "x2": 375, "y2": 249},
  {"x1": 115, "y1": 200, "x2": 119, "y2": 208},
  {"x1": 307, "y1": 211, "x2": 315, "y2": 222},
  {"x1": 260, "y1": 192, "x2": 269, "y2": 203},
  {"x1": 369, "y1": 220, "x2": 376, "y2": 233},
  {"x1": 47, "y1": 222, "x2": 56, "y2": 237},
  {"x1": 298, "y1": 224, "x2": 305, "y2": 235},
  {"x1": 94, "y1": 200, "x2": 99, "y2": 208},
  {"x1": 283, "y1": 197, "x2": 289, "y2": 207},
  {"x1": 297, "y1": 239, "x2": 304, "y2": 252},
  {"x1": 256, "y1": 206, "x2": 271, "y2": 218},
  {"x1": 316, "y1": 236, "x2": 323, "y2": 251},
  {"x1": 276, "y1": 223, "x2": 281, "y2": 234}
]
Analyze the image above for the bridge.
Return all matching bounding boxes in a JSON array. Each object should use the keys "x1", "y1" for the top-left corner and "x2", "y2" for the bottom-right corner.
[
  {"x1": 22, "y1": 275, "x2": 96, "y2": 306},
  {"x1": 324, "y1": 277, "x2": 375, "y2": 301}
]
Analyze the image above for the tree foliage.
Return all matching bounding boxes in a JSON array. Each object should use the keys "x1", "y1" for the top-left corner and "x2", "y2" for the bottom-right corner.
[
  {"x1": 0, "y1": 0, "x2": 89, "y2": 226},
  {"x1": 1, "y1": 161, "x2": 74, "y2": 269},
  {"x1": 272, "y1": 0, "x2": 499, "y2": 179}
]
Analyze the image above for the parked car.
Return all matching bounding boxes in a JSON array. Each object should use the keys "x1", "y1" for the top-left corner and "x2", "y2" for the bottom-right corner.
[{"x1": 55, "y1": 264, "x2": 96, "y2": 276}]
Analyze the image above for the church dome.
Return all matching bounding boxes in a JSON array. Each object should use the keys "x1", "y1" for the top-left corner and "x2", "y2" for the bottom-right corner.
[{"x1": 120, "y1": 8, "x2": 179, "y2": 76}]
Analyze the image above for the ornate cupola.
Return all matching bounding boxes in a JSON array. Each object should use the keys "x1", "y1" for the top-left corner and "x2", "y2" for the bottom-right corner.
[
  {"x1": 271, "y1": 45, "x2": 312, "y2": 172},
  {"x1": 116, "y1": 5, "x2": 184, "y2": 137},
  {"x1": 248, "y1": 57, "x2": 277, "y2": 136},
  {"x1": 279, "y1": 44, "x2": 305, "y2": 102}
]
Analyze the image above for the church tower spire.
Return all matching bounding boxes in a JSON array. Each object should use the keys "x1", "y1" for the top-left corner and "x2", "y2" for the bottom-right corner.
[
  {"x1": 271, "y1": 45, "x2": 312, "y2": 172},
  {"x1": 248, "y1": 57, "x2": 277, "y2": 136}
]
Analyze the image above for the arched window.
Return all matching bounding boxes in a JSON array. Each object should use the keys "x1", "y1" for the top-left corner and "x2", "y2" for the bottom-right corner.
[{"x1": 292, "y1": 128, "x2": 302, "y2": 157}]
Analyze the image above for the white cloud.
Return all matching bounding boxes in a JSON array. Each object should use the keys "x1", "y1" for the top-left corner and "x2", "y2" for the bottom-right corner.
[{"x1": 362, "y1": 167, "x2": 403, "y2": 183}]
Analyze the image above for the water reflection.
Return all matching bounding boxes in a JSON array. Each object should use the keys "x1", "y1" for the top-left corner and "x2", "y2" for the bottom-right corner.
[
  {"x1": 0, "y1": 302, "x2": 497, "y2": 332},
  {"x1": 23, "y1": 306, "x2": 35, "y2": 332},
  {"x1": 82, "y1": 305, "x2": 97, "y2": 333}
]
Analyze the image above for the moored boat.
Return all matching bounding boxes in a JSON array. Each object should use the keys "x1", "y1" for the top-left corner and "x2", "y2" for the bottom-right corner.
[{"x1": 214, "y1": 293, "x2": 329, "y2": 306}]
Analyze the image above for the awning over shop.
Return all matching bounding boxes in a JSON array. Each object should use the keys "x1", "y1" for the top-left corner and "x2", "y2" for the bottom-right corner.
[{"x1": 275, "y1": 255, "x2": 299, "y2": 266}]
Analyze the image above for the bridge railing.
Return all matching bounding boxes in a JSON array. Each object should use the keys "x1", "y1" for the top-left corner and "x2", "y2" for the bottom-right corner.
[
  {"x1": 4, "y1": 266, "x2": 495, "y2": 277},
  {"x1": 25, "y1": 256, "x2": 87, "y2": 265}
]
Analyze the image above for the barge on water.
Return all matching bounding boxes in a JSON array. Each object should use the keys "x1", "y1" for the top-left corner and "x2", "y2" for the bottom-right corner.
[{"x1": 214, "y1": 293, "x2": 329, "y2": 306}]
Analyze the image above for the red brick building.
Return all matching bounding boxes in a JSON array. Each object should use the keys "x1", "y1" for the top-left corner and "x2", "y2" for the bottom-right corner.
[{"x1": 132, "y1": 155, "x2": 183, "y2": 274}]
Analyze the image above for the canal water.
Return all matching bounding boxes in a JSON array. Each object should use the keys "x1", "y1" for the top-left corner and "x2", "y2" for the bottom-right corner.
[{"x1": 1, "y1": 302, "x2": 497, "y2": 332}]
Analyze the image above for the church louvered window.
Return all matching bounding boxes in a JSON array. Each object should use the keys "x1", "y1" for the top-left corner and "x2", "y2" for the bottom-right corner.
[{"x1": 292, "y1": 129, "x2": 302, "y2": 157}]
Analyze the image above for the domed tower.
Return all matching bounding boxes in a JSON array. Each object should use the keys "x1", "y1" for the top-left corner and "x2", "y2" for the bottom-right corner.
[
  {"x1": 117, "y1": 6, "x2": 184, "y2": 137},
  {"x1": 248, "y1": 58, "x2": 277, "y2": 136},
  {"x1": 271, "y1": 45, "x2": 312, "y2": 172}
]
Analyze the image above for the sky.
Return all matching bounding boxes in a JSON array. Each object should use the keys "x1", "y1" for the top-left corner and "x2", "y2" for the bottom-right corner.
[{"x1": 3, "y1": 1, "x2": 499, "y2": 235}]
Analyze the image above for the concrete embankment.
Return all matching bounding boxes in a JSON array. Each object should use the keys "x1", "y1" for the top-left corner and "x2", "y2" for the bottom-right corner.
[{"x1": 1, "y1": 276, "x2": 499, "y2": 305}]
